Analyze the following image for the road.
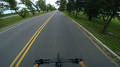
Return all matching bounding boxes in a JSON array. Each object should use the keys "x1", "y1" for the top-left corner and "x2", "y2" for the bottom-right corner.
[{"x1": 0, "y1": 11, "x2": 117, "y2": 67}]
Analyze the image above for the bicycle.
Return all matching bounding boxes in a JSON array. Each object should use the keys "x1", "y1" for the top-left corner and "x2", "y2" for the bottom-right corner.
[{"x1": 34, "y1": 52, "x2": 86, "y2": 67}]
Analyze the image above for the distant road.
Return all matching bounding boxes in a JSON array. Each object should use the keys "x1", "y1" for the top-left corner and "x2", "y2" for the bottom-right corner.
[{"x1": 0, "y1": 11, "x2": 117, "y2": 67}]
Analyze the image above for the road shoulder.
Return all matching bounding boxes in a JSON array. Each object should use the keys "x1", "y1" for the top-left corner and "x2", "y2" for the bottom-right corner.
[{"x1": 63, "y1": 12, "x2": 120, "y2": 67}]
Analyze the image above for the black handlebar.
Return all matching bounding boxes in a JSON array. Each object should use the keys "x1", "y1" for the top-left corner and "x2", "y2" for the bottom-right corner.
[
  {"x1": 45, "y1": 59, "x2": 73, "y2": 63},
  {"x1": 34, "y1": 53, "x2": 83, "y2": 67},
  {"x1": 35, "y1": 58, "x2": 82, "y2": 64}
]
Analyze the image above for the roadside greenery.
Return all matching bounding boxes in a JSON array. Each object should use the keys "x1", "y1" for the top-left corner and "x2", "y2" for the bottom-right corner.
[
  {"x1": 57, "y1": 0, "x2": 120, "y2": 56},
  {"x1": 57, "y1": 0, "x2": 120, "y2": 34},
  {"x1": 0, "y1": 0, "x2": 56, "y2": 29},
  {"x1": 0, "y1": 11, "x2": 46, "y2": 30},
  {"x1": 0, "y1": 0, "x2": 56, "y2": 18},
  {"x1": 64, "y1": 12, "x2": 120, "y2": 56}
]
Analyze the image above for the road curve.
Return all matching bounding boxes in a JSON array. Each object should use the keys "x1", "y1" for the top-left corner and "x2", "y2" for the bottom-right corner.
[{"x1": 0, "y1": 11, "x2": 117, "y2": 67}]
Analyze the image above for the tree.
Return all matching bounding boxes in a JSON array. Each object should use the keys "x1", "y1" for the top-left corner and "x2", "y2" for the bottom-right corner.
[
  {"x1": 37, "y1": 0, "x2": 46, "y2": 12},
  {"x1": 75, "y1": 0, "x2": 86, "y2": 17},
  {"x1": 83, "y1": 0, "x2": 120, "y2": 33},
  {"x1": 59, "y1": 0, "x2": 67, "y2": 11},
  {"x1": 30, "y1": 1, "x2": 40, "y2": 13},
  {"x1": 0, "y1": 3, "x2": 6, "y2": 17},
  {"x1": 21, "y1": 0, "x2": 35, "y2": 15},
  {"x1": 19, "y1": 8, "x2": 29, "y2": 18},
  {"x1": 66, "y1": 0, "x2": 75, "y2": 13},
  {"x1": 65, "y1": 0, "x2": 120, "y2": 34},
  {"x1": 1, "y1": 0, "x2": 18, "y2": 13},
  {"x1": 55, "y1": 0, "x2": 60, "y2": 6},
  {"x1": 0, "y1": 4, "x2": 3, "y2": 17},
  {"x1": 100, "y1": 0, "x2": 120, "y2": 33},
  {"x1": 46, "y1": 4, "x2": 56, "y2": 11},
  {"x1": 84, "y1": 0, "x2": 101, "y2": 21},
  {"x1": 1, "y1": 0, "x2": 27, "y2": 18}
]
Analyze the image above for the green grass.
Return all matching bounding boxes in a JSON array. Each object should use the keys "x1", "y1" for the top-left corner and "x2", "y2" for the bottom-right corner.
[
  {"x1": 0, "y1": 11, "x2": 47, "y2": 30},
  {"x1": 64, "y1": 12, "x2": 120, "y2": 56}
]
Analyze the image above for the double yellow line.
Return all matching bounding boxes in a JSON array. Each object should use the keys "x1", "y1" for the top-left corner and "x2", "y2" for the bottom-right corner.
[{"x1": 10, "y1": 14, "x2": 55, "y2": 67}]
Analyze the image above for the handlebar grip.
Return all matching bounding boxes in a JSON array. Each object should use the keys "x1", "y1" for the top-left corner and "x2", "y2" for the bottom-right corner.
[{"x1": 72, "y1": 58, "x2": 83, "y2": 64}]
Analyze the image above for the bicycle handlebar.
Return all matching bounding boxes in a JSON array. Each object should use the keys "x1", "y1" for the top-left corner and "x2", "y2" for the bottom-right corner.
[{"x1": 37, "y1": 59, "x2": 74, "y2": 64}]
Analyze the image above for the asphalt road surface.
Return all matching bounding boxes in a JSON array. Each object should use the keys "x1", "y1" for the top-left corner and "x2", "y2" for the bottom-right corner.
[{"x1": 0, "y1": 11, "x2": 117, "y2": 67}]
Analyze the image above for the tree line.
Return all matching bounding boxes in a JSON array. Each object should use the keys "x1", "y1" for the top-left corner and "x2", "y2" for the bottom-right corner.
[
  {"x1": 0, "y1": 0, "x2": 56, "y2": 18},
  {"x1": 57, "y1": 0, "x2": 120, "y2": 34}
]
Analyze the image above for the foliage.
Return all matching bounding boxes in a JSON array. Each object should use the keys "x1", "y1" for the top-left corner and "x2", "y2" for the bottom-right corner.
[
  {"x1": 1, "y1": 0, "x2": 26, "y2": 18},
  {"x1": 75, "y1": 0, "x2": 85, "y2": 12},
  {"x1": 18, "y1": 8, "x2": 29, "y2": 18},
  {"x1": 30, "y1": 1, "x2": 40, "y2": 12},
  {"x1": 37, "y1": 0, "x2": 46, "y2": 11},
  {"x1": 61, "y1": 0, "x2": 120, "y2": 33},
  {"x1": 0, "y1": 2, "x2": 9, "y2": 16},
  {"x1": 66, "y1": 0, "x2": 75, "y2": 13},
  {"x1": 46, "y1": 4, "x2": 56, "y2": 11},
  {"x1": 100, "y1": 0, "x2": 120, "y2": 33},
  {"x1": 84, "y1": 0, "x2": 120, "y2": 33},
  {"x1": 55, "y1": 0, "x2": 60, "y2": 6},
  {"x1": 84, "y1": 0, "x2": 102, "y2": 21},
  {"x1": 0, "y1": 3, "x2": 4, "y2": 17},
  {"x1": 3, "y1": 0, "x2": 18, "y2": 10},
  {"x1": 21, "y1": 0, "x2": 35, "y2": 15},
  {"x1": 0, "y1": 0, "x2": 55, "y2": 18},
  {"x1": 59, "y1": 0, "x2": 67, "y2": 11}
]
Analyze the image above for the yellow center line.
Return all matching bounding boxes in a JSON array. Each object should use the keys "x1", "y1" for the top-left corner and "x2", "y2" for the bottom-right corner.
[
  {"x1": 9, "y1": 14, "x2": 55, "y2": 67},
  {"x1": 16, "y1": 21, "x2": 46, "y2": 67},
  {"x1": 9, "y1": 21, "x2": 44, "y2": 67}
]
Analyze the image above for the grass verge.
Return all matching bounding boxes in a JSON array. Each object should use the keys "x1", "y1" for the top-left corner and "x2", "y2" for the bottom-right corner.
[
  {"x1": 0, "y1": 11, "x2": 48, "y2": 30},
  {"x1": 64, "y1": 12, "x2": 120, "y2": 56}
]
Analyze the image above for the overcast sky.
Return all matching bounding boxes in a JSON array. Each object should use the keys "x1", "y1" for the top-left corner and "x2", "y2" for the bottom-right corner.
[
  {"x1": 46, "y1": 0, "x2": 58, "y2": 8},
  {"x1": 16, "y1": 0, "x2": 58, "y2": 8}
]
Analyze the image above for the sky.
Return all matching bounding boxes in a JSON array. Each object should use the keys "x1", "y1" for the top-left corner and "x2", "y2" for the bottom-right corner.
[
  {"x1": 16, "y1": 0, "x2": 58, "y2": 8},
  {"x1": 46, "y1": 0, "x2": 58, "y2": 8},
  {"x1": 16, "y1": 0, "x2": 58, "y2": 7},
  {"x1": 4, "y1": 0, "x2": 58, "y2": 14}
]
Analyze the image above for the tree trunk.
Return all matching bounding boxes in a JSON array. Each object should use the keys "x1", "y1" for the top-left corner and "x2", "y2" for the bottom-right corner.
[
  {"x1": 88, "y1": 15, "x2": 92, "y2": 21},
  {"x1": 102, "y1": 15, "x2": 114, "y2": 34},
  {"x1": 36, "y1": 7, "x2": 40, "y2": 13},
  {"x1": 15, "y1": 10, "x2": 25, "y2": 18},
  {"x1": 37, "y1": 9, "x2": 40, "y2": 13},
  {"x1": 21, "y1": 15, "x2": 25, "y2": 18},
  {"x1": 31, "y1": 11, "x2": 35, "y2": 15},
  {"x1": 75, "y1": 11, "x2": 78, "y2": 17}
]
